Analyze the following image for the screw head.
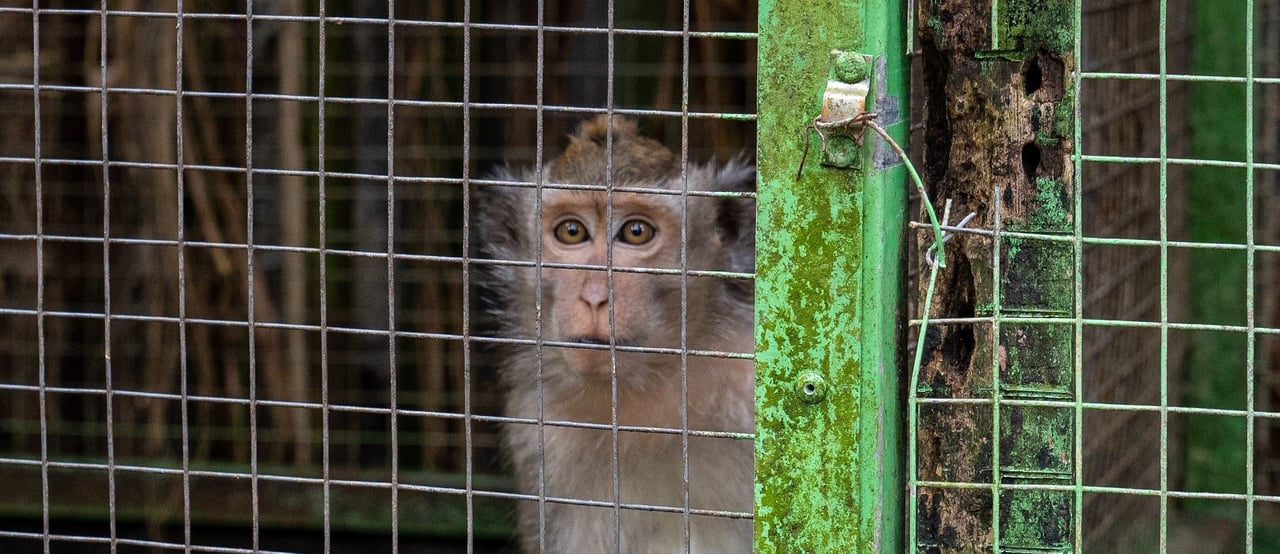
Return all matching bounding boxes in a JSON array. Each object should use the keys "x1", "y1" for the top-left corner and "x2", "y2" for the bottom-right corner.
[
  {"x1": 820, "y1": 134, "x2": 861, "y2": 169},
  {"x1": 796, "y1": 371, "x2": 827, "y2": 404},
  {"x1": 830, "y1": 50, "x2": 871, "y2": 84}
]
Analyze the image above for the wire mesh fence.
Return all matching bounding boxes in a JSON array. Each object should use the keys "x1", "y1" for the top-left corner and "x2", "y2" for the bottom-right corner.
[
  {"x1": 0, "y1": 2, "x2": 756, "y2": 551},
  {"x1": 3, "y1": 0, "x2": 1279, "y2": 552},
  {"x1": 908, "y1": 0, "x2": 1280, "y2": 551}
]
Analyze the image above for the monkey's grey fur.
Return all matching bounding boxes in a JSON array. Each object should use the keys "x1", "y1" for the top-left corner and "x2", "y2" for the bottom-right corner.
[{"x1": 475, "y1": 116, "x2": 755, "y2": 553}]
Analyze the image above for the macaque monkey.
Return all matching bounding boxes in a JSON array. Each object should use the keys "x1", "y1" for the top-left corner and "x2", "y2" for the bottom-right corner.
[{"x1": 476, "y1": 115, "x2": 755, "y2": 553}]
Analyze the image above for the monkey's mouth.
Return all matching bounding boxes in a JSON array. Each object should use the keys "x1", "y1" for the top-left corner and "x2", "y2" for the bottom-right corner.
[
  {"x1": 558, "y1": 336, "x2": 643, "y2": 379},
  {"x1": 566, "y1": 336, "x2": 634, "y2": 348}
]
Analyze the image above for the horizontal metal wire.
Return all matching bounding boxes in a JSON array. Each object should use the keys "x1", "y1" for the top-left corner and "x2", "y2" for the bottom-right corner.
[
  {"x1": 907, "y1": 221, "x2": 1280, "y2": 253},
  {"x1": 0, "y1": 456, "x2": 753, "y2": 520},
  {"x1": 1082, "y1": 70, "x2": 1280, "y2": 84},
  {"x1": 17, "y1": 374, "x2": 1279, "y2": 430},
  {"x1": 0, "y1": 530, "x2": 295, "y2": 554},
  {"x1": 908, "y1": 315, "x2": 1279, "y2": 335},
  {"x1": 914, "y1": 396, "x2": 1280, "y2": 420},
  {"x1": 0, "y1": 7, "x2": 757, "y2": 41},
  {"x1": 0, "y1": 306, "x2": 755, "y2": 360},
  {"x1": 0, "y1": 83, "x2": 757, "y2": 122},
  {"x1": 914, "y1": 480, "x2": 1280, "y2": 504},
  {"x1": 1082, "y1": 153, "x2": 1280, "y2": 171},
  {"x1": 0, "y1": 155, "x2": 758, "y2": 199},
  {"x1": 0, "y1": 384, "x2": 754, "y2": 440},
  {"x1": 0, "y1": 232, "x2": 756, "y2": 282}
]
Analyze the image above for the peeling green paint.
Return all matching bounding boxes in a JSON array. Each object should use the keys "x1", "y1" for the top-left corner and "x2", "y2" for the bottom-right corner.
[
  {"x1": 1001, "y1": 489, "x2": 1072, "y2": 550},
  {"x1": 757, "y1": 0, "x2": 906, "y2": 551},
  {"x1": 1052, "y1": 84, "x2": 1076, "y2": 139},
  {"x1": 997, "y1": 0, "x2": 1074, "y2": 54},
  {"x1": 1027, "y1": 177, "x2": 1071, "y2": 232},
  {"x1": 1001, "y1": 323, "x2": 1073, "y2": 392},
  {"x1": 924, "y1": 18, "x2": 945, "y2": 47},
  {"x1": 1002, "y1": 237, "x2": 1073, "y2": 314}
]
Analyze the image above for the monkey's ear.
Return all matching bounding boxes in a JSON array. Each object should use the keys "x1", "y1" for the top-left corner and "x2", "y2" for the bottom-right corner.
[
  {"x1": 473, "y1": 166, "x2": 532, "y2": 261},
  {"x1": 714, "y1": 156, "x2": 756, "y2": 276},
  {"x1": 573, "y1": 114, "x2": 640, "y2": 147},
  {"x1": 714, "y1": 155, "x2": 756, "y2": 193}
]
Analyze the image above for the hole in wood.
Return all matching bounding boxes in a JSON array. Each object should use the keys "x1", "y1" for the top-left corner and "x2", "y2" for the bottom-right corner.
[
  {"x1": 1022, "y1": 142, "x2": 1041, "y2": 181},
  {"x1": 1024, "y1": 57, "x2": 1042, "y2": 95}
]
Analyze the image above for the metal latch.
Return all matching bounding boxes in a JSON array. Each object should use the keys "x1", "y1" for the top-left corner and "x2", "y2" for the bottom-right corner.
[{"x1": 816, "y1": 49, "x2": 873, "y2": 169}]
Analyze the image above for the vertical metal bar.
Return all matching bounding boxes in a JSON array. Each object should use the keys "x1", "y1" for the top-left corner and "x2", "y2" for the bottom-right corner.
[
  {"x1": 991, "y1": 0, "x2": 1000, "y2": 50},
  {"x1": 97, "y1": 3, "x2": 117, "y2": 550},
  {"x1": 907, "y1": 0, "x2": 915, "y2": 54},
  {"x1": 174, "y1": 1, "x2": 192, "y2": 550},
  {"x1": 678, "y1": 1, "x2": 693, "y2": 551},
  {"x1": 1244, "y1": 0, "x2": 1257, "y2": 549},
  {"x1": 386, "y1": 4, "x2": 399, "y2": 552},
  {"x1": 907, "y1": 258, "x2": 937, "y2": 553},
  {"x1": 243, "y1": 1, "x2": 259, "y2": 550},
  {"x1": 990, "y1": 138, "x2": 1004, "y2": 554},
  {"x1": 1158, "y1": 0, "x2": 1170, "y2": 550},
  {"x1": 317, "y1": 3, "x2": 331, "y2": 550},
  {"x1": 31, "y1": 2, "x2": 49, "y2": 552},
  {"x1": 460, "y1": 0, "x2": 475, "y2": 550},
  {"x1": 534, "y1": 1, "x2": 548, "y2": 550},
  {"x1": 1185, "y1": 0, "x2": 1252, "y2": 531},
  {"x1": 605, "y1": 3, "x2": 620, "y2": 551},
  {"x1": 1071, "y1": 0, "x2": 1084, "y2": 549}
]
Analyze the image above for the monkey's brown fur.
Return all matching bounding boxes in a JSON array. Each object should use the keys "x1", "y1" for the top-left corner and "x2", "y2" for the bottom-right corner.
[{"x1": 476, "y1": 115, "x2": 755, "y2": 553}]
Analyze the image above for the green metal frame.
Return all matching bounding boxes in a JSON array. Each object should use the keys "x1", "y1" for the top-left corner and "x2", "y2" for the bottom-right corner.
[{"x1": 755, "y1": 0, "x2": 907, "y2": 550}]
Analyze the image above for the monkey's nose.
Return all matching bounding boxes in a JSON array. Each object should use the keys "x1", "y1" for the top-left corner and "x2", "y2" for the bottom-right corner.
[
  {"x1": 579, "y1": 278, "x2": 609, "y2": 310},
  {"x1": 583, "y1": 282, "x2": 611, "y2": 308}
]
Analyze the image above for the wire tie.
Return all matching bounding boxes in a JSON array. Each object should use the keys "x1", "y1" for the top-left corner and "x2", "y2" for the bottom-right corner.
[
  {"x1": 926, "y1": 201, "x2": 976, "y2": 268},
  {"x1": 796, "y1": 112, "x2": 877, "y2": 180}
]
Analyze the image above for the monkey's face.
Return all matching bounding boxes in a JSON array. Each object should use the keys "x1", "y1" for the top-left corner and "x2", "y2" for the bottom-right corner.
[{"x1": 539, "y1": 190, "x2": 699, "y2": 379}]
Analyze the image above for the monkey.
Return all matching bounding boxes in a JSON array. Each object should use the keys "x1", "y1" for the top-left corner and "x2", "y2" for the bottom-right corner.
[{"x1": 475, "y1": 115, "x2": 755, "y2": 553}]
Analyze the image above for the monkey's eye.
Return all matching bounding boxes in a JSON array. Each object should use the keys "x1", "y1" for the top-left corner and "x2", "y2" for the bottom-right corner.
[
  {"x1": 553, "y1": 219, "x2": 590, "y2": 244},
  {"x1": 616, "y1": 219, "x2": 655, "y2": 245}
]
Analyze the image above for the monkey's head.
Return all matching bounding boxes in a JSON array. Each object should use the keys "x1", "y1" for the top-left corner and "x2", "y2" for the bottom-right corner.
[{"x1": 476, "y1": 115, "x2": 754, "y2": 384}]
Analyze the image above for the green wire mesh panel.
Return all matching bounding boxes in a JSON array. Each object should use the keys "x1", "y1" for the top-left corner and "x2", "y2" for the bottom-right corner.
[
  {"x1": 1077, "y1": 0, "x2": 1191, "y2": 548},
  {"x1": 910, "y1": 0, "x2": 1280, "y2": 551},
  {"x1": 1259, "y1": 0, "x2": 1280, "y2": 520}
]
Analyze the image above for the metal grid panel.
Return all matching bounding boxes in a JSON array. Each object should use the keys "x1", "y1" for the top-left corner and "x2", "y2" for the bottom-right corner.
[
  {"x1": 0, "y1": 2, "x2": 756, "y2": 551},
  {"x1": 1077, "y1": 0, "x2": 1190, "y2": 547},
  {"x1": 1076, "y1": 0, "x2": 1280, "y2": 548},
  {"x1": 1260, "y1": 0, "x2": 1280, "y2": 511},
  {"x1": 908, "y1": 0, "x2": 1280, "y2": 551}
]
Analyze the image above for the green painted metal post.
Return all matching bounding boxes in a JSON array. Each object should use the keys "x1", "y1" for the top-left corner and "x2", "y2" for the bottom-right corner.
[{"x1": 755, "y1": 1, "x2": 907, "y2": 551}]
